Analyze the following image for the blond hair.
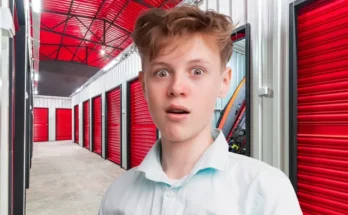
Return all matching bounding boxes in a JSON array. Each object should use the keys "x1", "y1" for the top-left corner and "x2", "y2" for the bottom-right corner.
[{"x1": 131, "y1": 4, "x2": 235, "y2": 66}]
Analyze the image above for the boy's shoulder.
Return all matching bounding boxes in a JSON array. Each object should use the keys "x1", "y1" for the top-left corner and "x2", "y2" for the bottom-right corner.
[
  {"x1": 225, "y1": 152, "x2": 284, "y2": 176},
  {"x1": 223, "y1": 153, "x2": 302, "y2": 214},
  {"x1": 225, "y1": 152, "x2": 290, "y2": 184},
  {"x1": 99, "y1": 167, "x2": 143, "y2": 213},
  {"x1": 104, "y1": 167, "x2": 142, "y2": 193},
  {"x1": 224, "y1": 152, "x2": 298, "y2": 201}
]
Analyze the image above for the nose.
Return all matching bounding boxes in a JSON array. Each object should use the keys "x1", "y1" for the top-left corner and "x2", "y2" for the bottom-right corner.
[{"x1": 167, "y1": 73, "x2": 188, "y2": 97}]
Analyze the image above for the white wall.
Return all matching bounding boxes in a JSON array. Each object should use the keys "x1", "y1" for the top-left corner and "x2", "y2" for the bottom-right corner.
[
  {"x1": 0, "y1": 2, "x2": 14, "y2": 214},
  {"x1": 71, "y1": 0, "x2": 296, "y2": 175},
  {"x1": 34, "y1": 95, "x2": 71, "y2": 141}
]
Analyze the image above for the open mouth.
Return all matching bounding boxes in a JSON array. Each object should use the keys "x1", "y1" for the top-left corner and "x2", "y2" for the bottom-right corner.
[
  {"x1": 166, "y1": 109, "x2": 190, "y2": 114},
  {"x1": 165, "y1": 105, "x2": 190, "y2": 115}
]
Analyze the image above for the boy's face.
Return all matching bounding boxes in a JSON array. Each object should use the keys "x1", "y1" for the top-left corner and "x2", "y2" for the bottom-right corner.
[{"x1": 139, "y1": 33, "x2": 232, "y2": 143}]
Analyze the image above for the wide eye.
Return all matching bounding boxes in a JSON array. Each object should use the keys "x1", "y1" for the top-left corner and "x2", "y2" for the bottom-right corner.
[
  {"x1": 192, "y1": 68, "x2": 204, "y2": 75},
  {"x1": 156, "y1": 69, "x2": 169, "y2": 77}
]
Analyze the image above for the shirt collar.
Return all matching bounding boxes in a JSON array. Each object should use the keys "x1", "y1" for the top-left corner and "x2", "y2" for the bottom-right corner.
[{"x1": 136, "y1": 129, "x2": 230, "y2": 185}]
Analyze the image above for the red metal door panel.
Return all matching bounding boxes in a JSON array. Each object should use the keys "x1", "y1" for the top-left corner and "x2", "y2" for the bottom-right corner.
[
  {"x1": 33, "y1": 108, "x2": 49, "y2": 142},
  {"x1": 297, "y1": 1, "x2": 348, "y2": 214},
  {"x1": 83, "y1": 100, "x2": 90, "y2": 149},
  {"x1": 129, "y1": 79, "x2": 157, "y2": 168},
  {"x1": 56, "y1": 108, "x2": 72, "y2": 141},
  {"x1": 107, "y1": 88, "x2": 121, "y2": 165},
  {"x1": 93, "y1": 96, "x2": 102, "y2": 155},
  {"x1": 74, "y1": 105, "x2": 79, "y2": 143}
]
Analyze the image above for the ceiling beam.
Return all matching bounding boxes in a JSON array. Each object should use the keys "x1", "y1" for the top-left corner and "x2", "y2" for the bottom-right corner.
[
  {"x1": 68, "y1": 0, "x2": 107, "y2": 63},
  {"x1": 55, "y1": 0, "x2": 75, "y2": 60},
  {"x1": 97, "y1": 0, "x2": 172, "y2": 67},
  {"x1": 97, "y1": 34, "x2": 129, "y2": 67},
  {"x1": 41, "y1": 43, "x2": 100, "y2": 53},
  {"x1": 42, "y1": 9, "x2": 131, "y2": 34},
  {"x1": 64, "y1": 46, "x2": 85, "y2": 63},
  {"x1": 75, "y1": 17, "x2": 103, "y2": 43},
  {"x1": 40, "y1": 28, "x2": 123, "y2": 50},
  {"x1": 104, "y1": 0, "x2": 130, "y2": 34},
  {"x1": 133, "y1": 0, "x2": 155, "y2": 8},
  {"x1": 98, "y1": 0, "x2": 131, "y2": 65},
  {"x1": 50, "y1": 17, "x2": 70, "y2": 31}
]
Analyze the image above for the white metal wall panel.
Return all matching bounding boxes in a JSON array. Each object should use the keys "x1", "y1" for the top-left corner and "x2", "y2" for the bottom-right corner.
[
  {"x1": 0, "y1": 4, "x2": 13, "y2": 214},
  {"x1": 232, "y1": 0, "x2": 247, "y2": 26},
  {"x1": 101, "y1": 92, "x2": 106, "y2": 158},
  {"x1": 199, "y1": 0, "x2": 246, "y2": 27},
  {"x1": 207, "y1": 0, "x2": 218, "y2": 11},
  {"x1": 79, "y1": 102, "x2": 83, "y2": 147},
  {"x1": 49, "y1": 107, "x2": 55, "y2": 141},
  {"x1": 246, "y1": 0, "x2": 295, "y2": 175},
  {"x1": 33, "y1": 95, "x2": 72, "y2": 141},
  {"x1": 72, "y1": 104, "x2": 75, "y2": 143}
]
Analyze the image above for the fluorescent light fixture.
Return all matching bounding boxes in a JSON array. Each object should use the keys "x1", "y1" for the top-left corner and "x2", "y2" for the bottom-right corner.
[
  {"x1": 100, "y1": 50, "x2": 105, "y2": 55},
  {"x1": 32, "y1": 0, "x2": 41, "y2": 13},
  {"x1": 34, "y1": 72, "x2": 39, "y2": 81},
  {"x1": 75, "y1": 86, "x2": 83, "y2": 93}
]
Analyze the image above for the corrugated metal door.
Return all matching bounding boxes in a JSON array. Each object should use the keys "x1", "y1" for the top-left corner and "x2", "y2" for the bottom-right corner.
[
  {"x1": 106, "y1": 87, "x2": 121, "y2": 165},
  {"x1": 83, "y1": 100, "x2": 90, "y2": 149},
  {"x1": 297, "y1": 1, "x2": 348, "y2": 214},
  {"x1": 33, "y1": 108, "x2": 49, "y2": 142},
  {"x1": 129, "y1": 79, "x2": 157, "y2": 168},
  {"x1": 93, "y1": 96, "x2": 102, "y2": 155},
  {"x1": 56, "y1": 108, "x2": 72, "y2": 141},
  {"x1": 74, "y1": 105, "x2": 79, "y2": 143}
]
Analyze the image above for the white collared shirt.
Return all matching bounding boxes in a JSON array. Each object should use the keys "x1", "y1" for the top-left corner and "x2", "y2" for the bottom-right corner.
[{"x1": 99, "y1": 129, "x2": 303, "y2": 215}]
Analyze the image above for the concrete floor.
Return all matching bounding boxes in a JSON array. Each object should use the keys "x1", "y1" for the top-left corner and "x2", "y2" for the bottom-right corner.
[{"x1": 26, "y1": 141, "x2": 125, "y2": 215}]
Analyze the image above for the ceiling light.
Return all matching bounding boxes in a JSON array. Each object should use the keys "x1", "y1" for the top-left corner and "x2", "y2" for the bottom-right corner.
[
  {"x1": 75, "y1": 86, "x2": 83, "y2": 93},
  {"x1": 32, "y1": 0, "x2": 41, "y2": 13}
]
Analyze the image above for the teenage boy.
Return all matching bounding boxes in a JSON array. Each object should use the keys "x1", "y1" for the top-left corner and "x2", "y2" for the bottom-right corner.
[{"x1": 99, "y1": 4, "x2": 302, "y2": 215}]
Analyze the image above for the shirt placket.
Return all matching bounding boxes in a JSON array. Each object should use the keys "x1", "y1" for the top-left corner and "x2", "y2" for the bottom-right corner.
[{"x1": 161, "y1": 186, "x2": 177, "y2": 215}]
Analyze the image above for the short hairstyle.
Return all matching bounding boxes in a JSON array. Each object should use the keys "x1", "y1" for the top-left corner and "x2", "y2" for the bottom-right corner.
[{"x1": 131, "y1": 4, "x2": 235, "y2": 66}]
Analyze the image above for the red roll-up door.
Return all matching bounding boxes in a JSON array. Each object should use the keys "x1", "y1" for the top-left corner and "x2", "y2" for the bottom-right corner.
[
  {"x1": 93, "y1": 96, "x2": 102, "y2": 155},
  {"x1": 74, "y1": 105, "x2": 79, "y2": 143},
  {"x1": 106, "y1": 87, "x2": 122, "y2": 165},
  {"x1": 297, "y1": 1, "x2": 348, "y2": 214},
  {"x1": 129, "y1": 79, "x2": 157, "y2": 168},
  {"x1": 83, "y1": 100, "x2": 90, "y2": 149},
  {"x1": 56, "y1": 108, "x2": 72, "y2": 141},
  {"x1": 33, "y1": 108, "x2": 49, "y2": 142}
]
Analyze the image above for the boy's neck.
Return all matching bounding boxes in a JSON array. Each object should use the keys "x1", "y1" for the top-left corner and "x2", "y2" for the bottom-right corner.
[{"x1": 160, "y1": 125, "x2": 214, "y2": 180}]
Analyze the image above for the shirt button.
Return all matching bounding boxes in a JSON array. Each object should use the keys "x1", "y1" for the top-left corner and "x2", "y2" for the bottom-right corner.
[{"x1": 167, "y1": 191, "x2": 174, "y2": 198}]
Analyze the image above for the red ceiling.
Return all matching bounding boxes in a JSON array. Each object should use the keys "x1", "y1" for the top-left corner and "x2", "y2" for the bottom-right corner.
[{"x1": 39, "y1": 0, "x2": 183, "y2": 68}]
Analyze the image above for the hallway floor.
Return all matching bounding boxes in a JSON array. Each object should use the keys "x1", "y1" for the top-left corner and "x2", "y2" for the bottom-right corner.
[{"x1": 26, "y1": 141, "x2": 125, "y2": 215}]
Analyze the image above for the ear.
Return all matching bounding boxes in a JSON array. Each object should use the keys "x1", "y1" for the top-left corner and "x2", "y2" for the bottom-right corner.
[
  {"x1": 138, "y1": 71, "x2": 147, "y2": 100},
  {"x1": 218, "y1": 67, "x2": 232, "y2": 98}
]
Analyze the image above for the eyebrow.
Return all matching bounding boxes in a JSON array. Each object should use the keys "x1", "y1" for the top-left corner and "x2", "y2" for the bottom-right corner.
[{"x1": 150, "y1": 58, "x2": 211, "y2": 67}]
